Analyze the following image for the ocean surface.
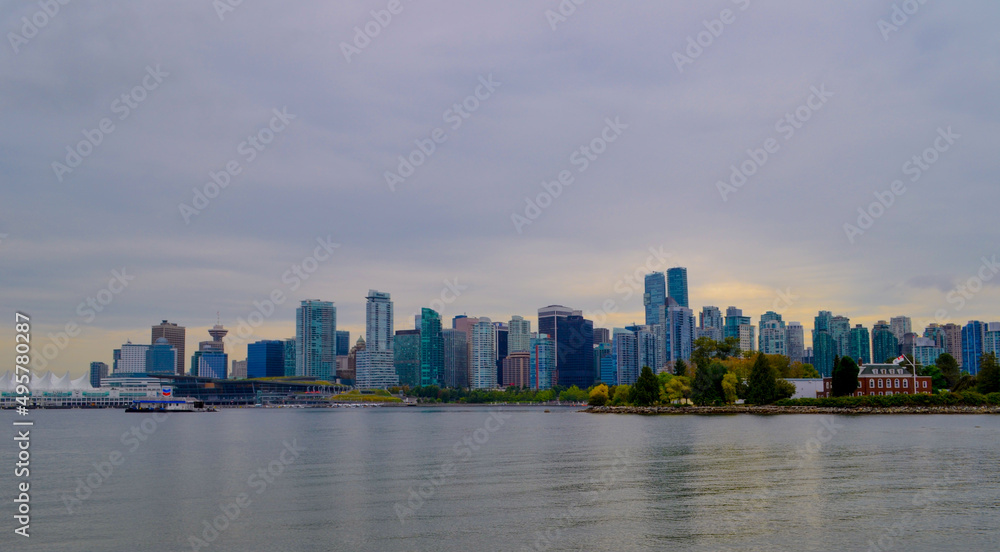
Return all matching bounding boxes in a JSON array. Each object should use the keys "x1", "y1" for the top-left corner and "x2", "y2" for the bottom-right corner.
[{"x1": 3, "y1": 407, "x2": 998, "y2": 552}]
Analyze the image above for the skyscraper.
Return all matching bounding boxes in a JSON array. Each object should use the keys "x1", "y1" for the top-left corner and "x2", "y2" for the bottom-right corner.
[
  {"x1": 471, "y1": 317, "x2": 497, "y2": 389},
  {"x1": 613, "y1": 328, "x2": 638, "y2": 386},
  {"x1": 872, "y1": 321, "x2": 899, "y2": 364},
  {"x1": 420, "y1": 308, "x2": 444, "y2": 387},
  {"x1": 442, "y1": 329, "x2": 468, "y2": 388},
  {"x1": 831, "y1": 315, "x2": 851, "y2": 357},
  {"x1": 230, "y1": 359, "x2": 247, "y2": 379},
  {"x1": 358, "y1": 290, "x2": 398, "y2": 389},
  {"x1": 667, "y1": 267, "x2": 689, "y2": 308},
  {"x1": 452, "y1": 315, "x2": 480, "y2": 388},
  {"x1": 247, "y1": 340, "x2": 286, "y2": 378},
  {"x1": 786, "y1": 322, "x2": 804, "y2": 364},
  {"x1": 494, "y1": 321, "x2": 509, "y2": 387},
  {"x1": 962, "y1": 321, "x2": 986, "y2": 375},
  {"x1": 393, "y1": 329, "x2": 421, "y2": 387},
  {"x1": 812, "y1": 311, "x2": 836, "y2": 377},
  {"x1": 196, "y1": 351, "x2": 228, "y2": 379},
  {"x1": 190, "y1": 323, "x2": 228, "y2": 375},
  {"x1": 724, "y1": 307, "x2": 754, "y2": 353},
  {"x1": 984, "y1": 322, "x2": 1000, "y2": 359},
  {"x1": 529, "y1": 333, "x2": 555, "y2": 390},
  {"x1": 345, "y1": 336, "x2": 365, "y2": 384},
  {"x1": 146, "y1": 338, "x2": 178, "y2": 375},
  {"x1": 502, "y1": 352, "x2": 531, "y2": 389},
  {"x1": 942, "y1": 323, "x2": 963, "y2": 366},
  {"x1": 538, "y1": 305, "x2": 594, "y2": 388},
  {"x1": 848, "y1": 324, "x2": 871, "y2": 365},
  {"x1": 699, "y1": 306, "x2": 724, "y2": 342},
  {"x1": 758, "y1": 311, "x2": 786, "y2": 356},
  {"x1": 644, "y1": 272, "x2": 666, "y2": 325},
  {"x1": 89, "y1": 361, "x2": 108, "y2": 388},
  {"x1": 283, "y1": 338, "x2": 296, "y2": 377},
  {"x1": 509, "y1": 315, "x2": 532, "y2": 353},
  {"x1": 336, "y1": 330, "x2": 351, "y2": 357},
  {"x1": 890, "y1": 316, "x2": 912, "y2": 342},
  {"x1": 151, "y1": 320, "x2": 186, "y2": 375},
  {"x1": 662, "y1": 302, "x2": 695, "y2": 362},
  {"x1": 592, "y1": 327, "x2": 610, "y2": 346},
  {"x1": 296, "y1": 300, "x2": 336, "y2": 381}
]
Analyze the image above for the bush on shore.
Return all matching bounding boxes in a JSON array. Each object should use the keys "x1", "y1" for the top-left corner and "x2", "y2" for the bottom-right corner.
[{"x1": 775, "y1": 392, "x2": 1000, "y2": 408}]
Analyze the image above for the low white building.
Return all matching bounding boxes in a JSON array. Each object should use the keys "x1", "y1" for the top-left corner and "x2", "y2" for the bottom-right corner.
[
  {"x1": 786, "y1": 378, "x2": 824, "y2": 399},
  {"x1": 0, "y1": 371, "x2": 164, "y2": 408}
]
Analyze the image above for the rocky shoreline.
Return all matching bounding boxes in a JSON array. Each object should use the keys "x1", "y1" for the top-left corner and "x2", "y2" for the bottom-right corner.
[{"x1": 584, "y1": 405, "x2": 1000, "y2": 415}]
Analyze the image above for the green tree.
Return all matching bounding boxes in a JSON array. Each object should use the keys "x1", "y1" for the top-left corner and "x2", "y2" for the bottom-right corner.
[
  {"x1": 936, "y1": 353, "x2": 960, "y2": 389},
  {"x1": 831, "y1": 356, "x2": 860, "y2": 397},
  {"x1": 775, "y1": 379, "x2": 796, "y2": 401},
  {"x1": 662, "y1": 376, "x2": 692, "y2": 403},
  {"x1": 560, "y1": 385, "x2": 588, "y2": 402},
  {"x1": 631, "y1": 366, "x2": 660, "y2": 406},
  {"x1": 673, "y1": 359, "x2": 689, "y2": 377},
  {"x1": 692, "y1": 362, "x2": 726, "y2": 405},
  {"x1": 977, "y1": 352, "x2": 1000, "y2": 394},
  {"x1": 918, "y1": 365, "x2": 948, "y2": 393},
  {"x1": 611, "y1": 384, "x2": 631, "y2": 406},
  {"x1": 746, "y1": 353, "x2": 778, "y2": 405},
  {"x1": 588, "y1": 384, "x2": 609, "y2": 406},
  {"x1": 721, "y1": 372, "x2": 739, "y2": 404}
]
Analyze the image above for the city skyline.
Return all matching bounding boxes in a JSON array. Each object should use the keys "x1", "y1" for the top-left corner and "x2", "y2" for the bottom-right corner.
[{"x1": 3, "y1": 2, "x2": 999, "y2": 378}]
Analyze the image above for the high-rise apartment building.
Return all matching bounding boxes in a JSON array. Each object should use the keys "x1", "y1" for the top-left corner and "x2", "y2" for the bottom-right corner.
[
  {"x1": 872, "y1": 321, "x2": 899, "y2": 364},
  {"x1": 848, "y1": 325, "x2": 871, "y2": 365},
  {"x1": 296, "y1": 300, "x2": 336, "y2": 381},
  {"x1": 667, "y1": 267, "x2": 689, "y2": 308},
  {"x1": 529, "y1": 334, "x2": 555, "y2": 390},
  {"x1": 831, "y1": 315, "x2": 851, "y2": 357},
  {"x1": 420, "y1": 308, "x2": 444, "y2": 387},
  {"x1": 593, "y1": 327, "x2": 611, "y2": 346},
  {"x1": 89, "y1": 361, "x2": 108, "y2": 388},
  {"x1": 357, "y1": 290, "x2": 398, "y2": 389},
  {"x1": 613, "y1": 328, "x2": 638, "y2": 386},
  {"x1": 471, "y1": 318, "x2": 497, "y2": 389},
  {"x1": 230, "y1": 359, "x2": 247, "y2": 379},
  {"x1": 443, "y1": 329, "x2": 468, "y2": 389},
  {"x1": 724, "y1": 307, "x2": 755, "y2": 353},
  {"x1": 116, "y1": 341, "x2": 150, "y2": 374},
  {"x1": 643, "y1": 272, "x2": 666, "y2": 325},
  {"x1": 889, "y1": 316, "x2": 912, "y2": 342},
  {"x1": 151, "y1": 320, "x2": 186, "y2": 375},
  {"x1": 758, "y1": 311, "x2": 786, "y2": 356},
  {"x1": 509, "y1": 315, "x2": 532, "y2": 353},
  {"x1": 942, "y1": 323, "x2": 963, "y2": 366},
  {"x1": 283, "y1": 338, "x2": 296, "y2": 377},
  {"x1": 699, "y1": 306, "x2": 724, "y2": 341},
  {"x1": 962, "y1": 321, "x2": 986, "y2": 375},
  {"x1": 393, "y1": 329, "x2": 421, "y2": 387},
  {"x1": 502, "y1": 351, "x2": 531, "y2": 389},
  {"x1": 336, "y1": 330, "x2": 351, "y2": 357},
  {"x1": 786, "y1": 322, "x2": 805, "y2": 364},
  {"x1": 812, "y1": 311, "x2": 836, "y2": 377}
]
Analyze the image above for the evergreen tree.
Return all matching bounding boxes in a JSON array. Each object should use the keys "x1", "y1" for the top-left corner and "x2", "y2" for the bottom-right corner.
[
  {"x1": 673, "y1": 359, "x2": 688, "y2": 377},
  {"x1": 746, "y1": 353, "x2": 777, "y2": 405},
  {"x1": 831, "y1": 356, "x2": 860, "y2": 397},
  {"x1": 631, "y1": 366, "x2": 660, "y2": 406},
  {"x1": 976, "y1": 352, "x2": 1000, "y2": 394},
  {"x1": 936, "y1": 353, "x2": 961, "y2": 389},
  {"x1": 692, "y1": 363, "x2": 726, "y2": 405}
]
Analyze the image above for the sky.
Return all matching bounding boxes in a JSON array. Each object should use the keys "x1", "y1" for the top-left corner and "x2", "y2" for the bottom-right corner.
[{"x1": 1, "y1": 0, "x2": 998, "y2": 378}]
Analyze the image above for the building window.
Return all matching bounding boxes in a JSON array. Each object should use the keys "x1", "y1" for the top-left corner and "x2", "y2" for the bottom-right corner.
[
  {"x1": 903, "y1": 379, "x2": 908, "y2": 388},
  {"x1": 895, "y1": 379, "x2": 899, "y2": 388},
  {"x1": 923, "y1": 381, "x2": 928, "y2": 388},
  {"x1": 878, "y1": 379, "x2": 883, "y2": 388}
]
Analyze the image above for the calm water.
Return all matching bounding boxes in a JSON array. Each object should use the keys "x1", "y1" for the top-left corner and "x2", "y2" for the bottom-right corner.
[{"x1": 2, "y1": 407, "x2": 998, "y2": 552}]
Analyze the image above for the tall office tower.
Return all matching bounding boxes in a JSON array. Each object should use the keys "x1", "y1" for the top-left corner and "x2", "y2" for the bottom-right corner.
[
  {"x1": 420, "y1": 308, "x2": 444, "y2": 387},
  {"x1": 984, "y1": 322, "x2": 1000, "y2": 359},
  {"x1": 470, "y1": 318, "x2": 497, "y2": 389},
  {"x1": 151, "y1": 320, "x2": 186, "y2": 375},
  {"x1": 923, "y1": 323, "x2": 947, "y2": 350},
  {"x1": 442, "y1": 329, "x2": 468, "y2": 388},
  {"x1": 803, "y1": 347, "x2": 814, "y2": 366},
  {"x1": 636, "y1": 328, "x2": 658, "y2": 372},
  {"x1": 529, "y1": 333, "x2": 555, "y2": 390},
  {"x1": 112, "y1": 348, "x2": 121, "y2": 374},
  {"x1": 116, "y1": 341, "x2": 150, "y2": 374},
  {"x1": 296, "y1": 300, "x2": 337, "y2": 381},
  {"x1": 848, "y1": 325, "x2": 871, "y2": 365},
  {"x1": 335, "y1": 330, "x2": 351, "y2": 357},
  {"x1": 196, "y1": 351, "x2": 228, "y2": 379},
  {"x1": 599, "y1": 348, "x2": 617, "y2": 386},
  {"x1": 247, "y1": 340, "x2": 286, "y2": 378},
  {"x1": 346, "y1": 336, "x2": 365, "y2": 383},
  {"x1": 699, "y1": 306, "x2": 724, "y2": 341},
  {"x1": 831, "y1": 316, "x2": 851, "y2": 357},
  {"x1": 812, "y1": 311, "x2": 836, "y2": 377},
  {"x1": 872, "y1": 321, "x2": 899, "y2": 364},
  {"x1": 189, "y1": 323, "x2": 228, "y2": 375},
  {"x1": 942, "y1": 323, "x2": 963, "y2": 366},
  {"x1": 889, "y1": 316, "x2": 912, "y2": 342},
  {"x1": 667, "y1": 267, "x2": 689, "y2": 308},
  {"x1": 494, "y1": 322, "x2": 509, "y2": 387},
  {"x1": 509, "y1": 315, "x2": 532, "y2": 353},
  {"x1": 786, "y1": 322, "x2": 805, "y2": 363},
  {"x1": 283, "y1": 338, "x2": 296, "y2": 377},
  {"x1": 89, "y1": 361, "x2": 108, "y2": 388},
  {"x1": 537, "y1": 305, "x2": 594, "y2": 388},
  {"x1": 962, "y1": 321, "x2": 986, "y2": 374},
  {"x1": 758, "y1": 311, "x2": 786, "y2": 356},
  {"x1": 900, "y1": 333, "x2": 920, "y2": 359},
  {"x1": 230, "y1": 359, "x2": 247, "y2": 379},
  {"x1": 453, "y1": 315, "x2": 481, "y2": 388},
  {"x1": 357, "y1": 290, "x2": 398, "y2": 389},
  {"x1": 502, "y1": 351, "x2": 531, "y2": 389},
  {"x1": 393, "y1": 329, "x2": 421, "y2": 387},
  {"x1": 593, "y1": 327, "x2": 611, "y2": 346},
  {"x1": 613, "y1": 328, "x2": 638, "y2": 386},
  {"x1": 593, "y1": 342, "x2": 612, "y2": 383},
  {"x1": 146, "y1": 338, "x2": 178, "y2": 375},
  {"x1": 644, "y1": 272, "x2": 667, "y2": 325}
]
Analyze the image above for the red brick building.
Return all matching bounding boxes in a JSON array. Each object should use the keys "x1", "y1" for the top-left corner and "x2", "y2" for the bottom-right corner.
[{"x1": 817, "y1": 364, "x2": 932, "y2": 398}]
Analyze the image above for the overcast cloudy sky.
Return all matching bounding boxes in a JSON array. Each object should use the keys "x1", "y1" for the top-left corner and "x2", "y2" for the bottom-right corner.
[{"x1": 2, "y1": 0, "x2": 998, "y2": 377}]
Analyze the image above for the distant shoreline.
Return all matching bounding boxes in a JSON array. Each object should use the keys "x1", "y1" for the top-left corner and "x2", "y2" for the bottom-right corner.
[{"x1": 585, "y1": 405, "x2": 1000, "y2": 415}]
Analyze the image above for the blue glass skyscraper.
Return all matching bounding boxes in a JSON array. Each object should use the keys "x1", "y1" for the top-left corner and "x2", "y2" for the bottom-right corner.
[
  {"x1": 667, "y1": 267, "x2": 689, "y2": 308},
  {"x1": 248, "y1": 340, "x2": 286, "y2": 378},
  {"x1": 962, "y1": 321, "x2": 985, "y2": 374},
  {"x1": 644, "y1": 272, "x2": 666, "y2": 325}
]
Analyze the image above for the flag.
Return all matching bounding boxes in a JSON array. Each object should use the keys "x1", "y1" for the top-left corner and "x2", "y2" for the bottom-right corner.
[{"x1": 892, "y1": 356, "x2": 905, "y2": 365}]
